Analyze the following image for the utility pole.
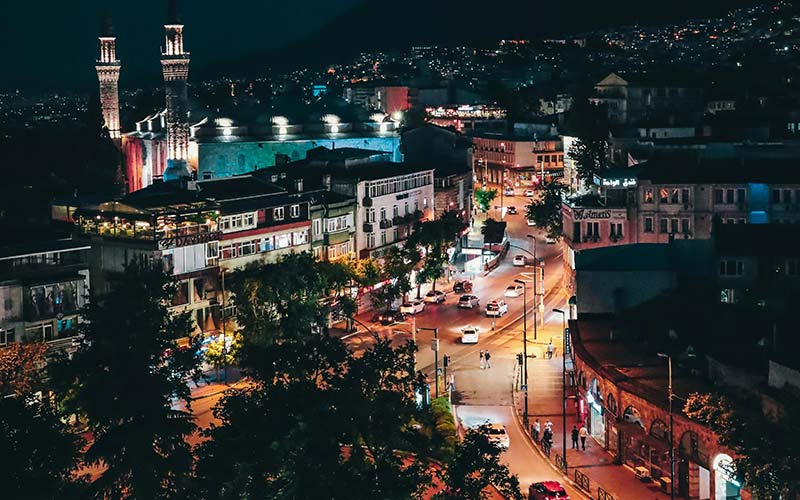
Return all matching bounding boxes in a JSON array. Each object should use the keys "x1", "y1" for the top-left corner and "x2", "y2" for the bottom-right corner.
[
  {"x1": 658, "y1": 352, "x2": 675, "y2": 500},
  {"x1": 515, "y1": 279, "x2": 529, "y2": 426},
  {"x1": 419, "y1": 327, "x2": 440, "y2": 398},
  {"x1": 554, "y1": 308, "x2": 567, "y2": 472}
]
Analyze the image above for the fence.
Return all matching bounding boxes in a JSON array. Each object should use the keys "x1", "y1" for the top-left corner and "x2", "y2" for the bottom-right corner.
[
  {"x1": 597, "y1": 487, "x2": 615, "y2": 500},
  {"x1": 554, "y1": 453, "x2": 566, "y2": 472},
  {"x1": 574, "y1": 469, "x2": 590, "y2": 493}
]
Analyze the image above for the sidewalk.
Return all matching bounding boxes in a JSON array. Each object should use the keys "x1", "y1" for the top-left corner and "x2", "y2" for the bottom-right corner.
[{"x1": 514, "y1": 356, "x2": 671, "y2": 500}]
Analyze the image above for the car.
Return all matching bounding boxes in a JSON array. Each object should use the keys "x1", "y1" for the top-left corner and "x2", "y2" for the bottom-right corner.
[
  {"x1": 399, "y1": 300, "x2": 425, "y2": 315},
  {"x1": 377, "y1": 310, "x2": 406, "y2": 326},
  {"x1": 504, "y1": 283, "x2": 524, "y2": 298},
  {"x1": 424, "y1": 290, "x2": 446, "y2": 303},
  {"x1": 504, "y1": 187, "x2": 515, "y2": 196},
  {"x1": 546, "y1": 235, "x2": 557, "y2": 244},
  {"x1": 524, "y1": 189, "x2": 535, "y2": 197},
  {"x1": 527, "y1": 218, "x2": 536, "y2": 226},
  {"x1": 507, "y1": 206, "x2": 518, "y2": 215},
  {"x1": 486, "y1": 423, "x2": 510, "y2": 449},
  {"x1": 485, "y1": 299, "x2": 508, "y2": 317},
  {"x1": 513, "y1": 255, "x2": 526, "y2": 266},
  {"x1": 457, "y1": 294, "x2": 480, "y2": 309},
  {"x1": 453, "y1": 280, "x2": 473, "y2": 293},
  {"x1": 460, "y1": 325, "x2": 480, "y2": 344},
  {"x1": 528, "y1": 481, "x2": 570, "y2": 500}
]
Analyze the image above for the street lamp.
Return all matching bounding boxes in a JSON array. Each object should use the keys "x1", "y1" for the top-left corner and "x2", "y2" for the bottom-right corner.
[
  {"x1": 526, "y1": 234, "x2": 540, "y2": 337},
  {"x1": 514, "y1": 279, "x2": 529, "y2": 426},
  {"x1": 657, "y1": 352, "x2": 675, "y2": 500},
  {"x1": 418, "y1": 327, "x2": 440, "y2": 398},
  {"x1": 553, "y1": 308, "x2": 567, "y2": 472},
  {"x1": 526, "y1": 234, "x2": 537, "y2": 263}
]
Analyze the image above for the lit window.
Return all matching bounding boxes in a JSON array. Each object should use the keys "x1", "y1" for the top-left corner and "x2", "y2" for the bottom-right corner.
[{"x1": 274, "y1": 207, "x2": 285, "y2": 221}]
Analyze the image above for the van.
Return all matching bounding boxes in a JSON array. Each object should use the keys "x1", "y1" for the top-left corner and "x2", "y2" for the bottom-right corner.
[{"x1": 485, "y1": 299, "x2": 508, "y2": 317}]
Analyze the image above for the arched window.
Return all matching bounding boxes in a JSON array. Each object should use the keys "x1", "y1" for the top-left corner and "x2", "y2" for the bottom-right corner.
[
  {"x1": 607, "y1": 394, "x2": 617, "y2": 416},
  {"x1": 650, "y1": 419, "x2": 668, "y2": 441}
]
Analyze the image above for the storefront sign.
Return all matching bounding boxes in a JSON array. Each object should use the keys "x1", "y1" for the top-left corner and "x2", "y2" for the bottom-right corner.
[
  {"x1": 158, "y1": 230, "x2": 222, "y2": 250},
  {"x1": 573, "y1": 209, "x2": 626, "y2": 222}
]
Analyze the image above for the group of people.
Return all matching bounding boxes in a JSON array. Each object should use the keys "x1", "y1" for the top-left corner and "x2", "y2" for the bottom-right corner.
[
  {"x1": 531, "y1": 419, "x2": 590, "y2": 451},
  {"x1": 479, "y1": 350, "x2": 492, "y2": 369}
]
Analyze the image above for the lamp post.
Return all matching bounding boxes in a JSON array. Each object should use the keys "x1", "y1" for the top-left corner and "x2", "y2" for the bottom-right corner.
[
  {"x1": 418, "y1": 327, "x2": 440, "y2": 398},
  {"x1": 553, "y1": 308, "x2": 567, "y2": 472},
  {"x1": 526, "y1": 234, "x2": 542, "y2": 333},
  {"x1": 514, "y1": 279, "x2": 529, "y2": 426},
  {"x1": 657, "y1": 352, "x2": 675, "y2": 500}
]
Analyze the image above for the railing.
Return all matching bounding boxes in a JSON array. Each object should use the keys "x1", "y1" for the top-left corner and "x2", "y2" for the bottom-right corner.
[
  {"x1": 379, "y1": 219, "x2": 393, "y2": 229},
  {"x1": 574, "y1": 469, "x2": 591, "y2": 493},
  {"x1": 555, "y1": 453, "x2": 566, "y2": 472},
  {"x1": 597, "y1": 487, "x2": 615, "y2": 500}
]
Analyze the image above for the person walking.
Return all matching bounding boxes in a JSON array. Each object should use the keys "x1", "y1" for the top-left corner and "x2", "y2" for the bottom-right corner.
[
  {"x1": 547, "y1": 340, "x2": 554, "y2": 359},
  {"x1": 545, "y1": 419, "x2": 553, "y2": 433},
  {"x1": 479, "y1": 350, "x2": 485, "y2": 369},
  {"x1": 579, "y1": 424, "x2": 589, "y2": 450},
  {"x1": 484, "y1": 350, "x2": 492, "y2": 368},
  {"x1": 532, "y1": 419, "x2": 541, "y2": 442},
  {"x1": 571, "y1": 425, "x2": 579, "y2": 449}
]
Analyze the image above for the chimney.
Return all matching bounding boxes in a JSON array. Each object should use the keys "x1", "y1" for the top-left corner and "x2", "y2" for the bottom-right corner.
[
  {"x1": 322, "y1": 174, "x2": 332, "y2": 191},
  {"x1": 293, "y1": 178, "x2": 304, "y2": 192}
]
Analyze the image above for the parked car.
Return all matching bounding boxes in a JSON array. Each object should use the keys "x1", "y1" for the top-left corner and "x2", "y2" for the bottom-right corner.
[
  {"x1": 513, "y1": 255, "x2": 526, "y2": 266},
  {"x1": 485, "y1": 299, "x2": 509, "y2": 317},
  {"x1": 460, "y1": 325, "x2": 480, "y2": 344},
  {"x1": 527, "y1": 218, "x2": 536, "y2": 226},
  {"x1": 453, "y1": 280, "x2": 473, "y2": 293},
  {"x1": 457, "y1": 294, "x2": 480, "y2": 309},
  {"x1": 504, "y1": 187, "x2": 514, "y2": 196},
  {"x1": 377, "y1": 310, "x2": 406, "y2": 326},
  {"x1": 528, "y1": 481, "x2": 570, "y2": 500},
  {"x1": 399, "y1": 300, "x2": 425, "y2": 315},
  {"x1": 507, "y1": 206, "x2": 518, "y2": 215},
  {"x1": 486, "y1": 423, "x2": 510, "y2": 449},
  {"x1": 504, "y1": 283, "x2": 524, "y2": 297},
  {"x1": 423, "y1": 290, "x2": 446, "y2": 303},
  {"x1": 524, "y1": 189, "x2": 535, "y2": 197}
]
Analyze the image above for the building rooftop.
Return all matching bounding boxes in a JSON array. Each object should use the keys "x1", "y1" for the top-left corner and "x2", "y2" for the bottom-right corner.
[
  {"x1": 637, "y1": 155, "x2": 800, "y2": 184},
  {"x1": 0, "y1": 238, "x2": 90, "y2": 261},
  {"x1": 195, "y1": 176, "x2": 285, "y2": 201}
]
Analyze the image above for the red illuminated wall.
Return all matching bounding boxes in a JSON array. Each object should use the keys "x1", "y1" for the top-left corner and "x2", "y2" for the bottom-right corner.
[
  {"x1": 122, "y1": 136, "x2": 144, "y2": 193},
  {"x1": 380, "y1": 86, "x2": 409, "y2": 114}
]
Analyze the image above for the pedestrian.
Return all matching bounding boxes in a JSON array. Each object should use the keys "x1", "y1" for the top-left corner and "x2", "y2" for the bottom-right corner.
[
  {"x1": 545, "y1": 419, "x2": 553, "y2": 433},
  {"x1": 579, "y1": 424, "x2": 589, "y2": 450},
  {"x1": 479, "y1": 350, "x2": 485, "y2": 369},
  {"x1": 571, "y1": 425, "x2": 579, "y2": 449},
  {"x1": 547, "y1": 340, "x2": 554, "y2": 359},
  {"x1": 532, "y1": 418, "x2": 541, "y2": 442},
  {"x1": 485, "y1": 350, "x2": 492, "y2": 368}
]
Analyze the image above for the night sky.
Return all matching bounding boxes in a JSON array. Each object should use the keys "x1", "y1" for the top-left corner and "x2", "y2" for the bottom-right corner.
[{"x1": 1, "y1": 0, "x2": 359, "y2": 91}]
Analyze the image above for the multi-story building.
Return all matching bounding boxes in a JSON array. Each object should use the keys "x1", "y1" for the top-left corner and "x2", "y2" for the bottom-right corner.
[
  {"x1": 0, "y1": 237, "x2": 91, "y2": 348},
  {"x1": 471, "y1": 129, "x2": 563, "y2": 185},
  {"x1": 308, "y1": 192, "x2": 357, "y2": 262},
  {"x1": 591, "y1": 72, "x2": 704, "y2": 126}
]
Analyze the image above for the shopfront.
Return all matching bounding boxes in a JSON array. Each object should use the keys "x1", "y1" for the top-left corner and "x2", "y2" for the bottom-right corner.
[
  {"x1": 713, "y1": 454, "x2": 741, "y2": 500},
  {"x1": 586, "y1": 378, "x2": 606, "y2": 447}
]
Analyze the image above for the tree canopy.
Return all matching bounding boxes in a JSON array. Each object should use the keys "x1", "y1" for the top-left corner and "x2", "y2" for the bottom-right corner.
[
  {"x1": 475, "y1": 188, "x2": 498, "y2": 213},
  {"x1": 525, "y1": 181, "x2": 566, "y2": 239},
  {"x1": 565, "y1": 98, "x2": 610, "y2": 185}
]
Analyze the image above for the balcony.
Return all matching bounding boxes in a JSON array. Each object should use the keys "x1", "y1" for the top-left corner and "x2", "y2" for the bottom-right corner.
[
  {"x1": 392, "y1": 215, "x2": 405, "y2": 225},
  {"x1": 362, "y1": 196, "x2": 373, "y2": 207},
  {"x1": 363, "y1": 222, "x2": 374, "y2": 233},
  {"x1": 379, "y1": 219, "x2": 393, "y2": 229}
]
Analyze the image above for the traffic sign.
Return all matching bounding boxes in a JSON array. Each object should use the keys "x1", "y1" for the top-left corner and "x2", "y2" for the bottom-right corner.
[{"x1": 431, "y1": 339, "x2": 439, "y2": 352}]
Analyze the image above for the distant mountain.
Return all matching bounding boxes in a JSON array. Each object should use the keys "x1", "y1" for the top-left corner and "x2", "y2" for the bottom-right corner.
[{"x1": 210, "y1": 0, "x2": 767, "y2": 77}]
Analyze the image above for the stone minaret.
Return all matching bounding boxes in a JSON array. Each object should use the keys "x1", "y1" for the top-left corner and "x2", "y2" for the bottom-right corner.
[
  {"x1": 96, "y1": 16, "x2": 121, "y2": 140},
  {"x1": 161, "y1": 0, "x2": 192, "y2": 181}
]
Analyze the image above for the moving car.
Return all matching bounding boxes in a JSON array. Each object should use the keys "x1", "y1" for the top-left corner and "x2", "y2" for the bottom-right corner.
[
  {"x1": 504, "y1": 187, "x2": 514, "y2": 196},
  {"x1": 399, "y1": 300, "x2": 425, "y2": 315},
  {"x1": 453, "y1": 280, "x2": 473, "y2": 293},
  {"x1": 513, "y1": 255, "x2": 526, "y2": 266},
  {"x1": 524, "y1": 189, "x2": 535, "y2": 197},
  {"x1": 487, "y1": 423, "x2": 510, "y2": 449},
  {"x1": 507, "y1": 206, "x2": 518, "y2": 215},
  {"x1": 424, "y1": 290, "x2": 446, "y2": 303},
  {"x1": 504, "y1": 283, "x2": 524, "y2": 297},
  {"x1": 485, "y1": 299, "x2": 508, "y2": 317},
  {"x1": 460, "y1": 325, "x2": 480, "y2": 344},
  {"x1": 457, "y1": 294, "x2": 480, "y2": 309},
  {"x1": 528, "y1": 481, "x2": 570, "y2": 500},
  {"x1": 377, "y1": 310, "x2": 406, "y2": 326}
]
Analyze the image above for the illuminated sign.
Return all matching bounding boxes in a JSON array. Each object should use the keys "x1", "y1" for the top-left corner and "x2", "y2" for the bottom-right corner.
[
  {"x1": 573, "y1": 209, "x2": 627, "y2": 222},
  {"x1": 598, "y1": 178, "x2": 637, "y2": 188},
  {"x1": 158, "y1": 230, "x2": 222, "y2": 250},
  {"x1": 713, "y1": 454, "x2": 741, "y2": 487}
]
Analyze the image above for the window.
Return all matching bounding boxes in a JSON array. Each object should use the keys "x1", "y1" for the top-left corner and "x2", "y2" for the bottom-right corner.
[
  {"x1": 610, "y1": 223, "x2": 623, "y2": 238},
  {"x1": 380, "y1": 207, "x2": 386, "y2": 221},
  {"x1": 239, "y1": 241, "x2": 256, "y2": 256},
  {"x1": 424, "y1": 197, "x2": 428, "y2": 208},
  {"x1": 0, "y1": 328, "x2": 15, "y2": 345},
  {"x1": 670, "y1": 218, "x2": 679, "y2": 233},
  {"x1": 274, "y1": 207, "x2": 285, "y2": 221},
  {"x1": 259, "y1": 237, "x2": 273, "y2": 252},
  {"x1": 720, "y1": 289, "x2": 736, "y2": 304},
  {"x1": 714, "y1": 189, "x2": 724, "y2": 204},
  {"x1": 220, "y1": 244, "x2": 236, "y2": 260},
  {"x1": 244, "y1": 213, "x2": 255, "y2": 226},
  {"x1": 671, "y1": 188, "x2": 680, "y2": 204},
  {"x1": 380, "y1": 230, "x2": 387, "y2": 246},
  {"x1": 726, "y1": 189, "x2": 734, "y2": 204},
  {"x1": 681, "y1": 188, "x2": 690, "y2": 204},
  {"x1": 660, "y1": 188, "x2": 669, "y2": 203},
  {"x1": 644, "y1": 189, "x2": 654, "y2": 203},
  {"x1": 366, "y1": 232, "x2": 375, "y2": 249},
  {"x1": 719, "y1": 260, "x2": 744, "y2": 277},
  {"x1": 737, "y1": 188, "x2": 746, "y2": 204},
  {"x1": 659, "y1": 219, "x2": 668, "y2": 233},
  {"x1": 787, "y1": 259, "x2": 800, "y2": 276},
  {"x1": 393, "y1": 205, "x2": 399, "y2": 218},
  {"x1": 404, "y1": 201, "x2": 409, "y2": 215},
  {"x1": 290, "y1": 204, "x2": 300, "y2": 218},
  {"x1": 206, "y1": 241, "x2": 219, "y2": 262},
  {"x1": 328, "y1": 241, "x2": 352, "y2": 260},
  {"x1": 275, "y1": 233, "x2": 292, "y2": 249},
  {"x1": 681, "y1": 219, "x2": 690, "y2": 234},
  {"x1": 366, "y1": 208, "x2": 375, "y2": 223},
  {"x1": 773, "y1": 189, "x2": 781, "y2": 203},
  {"x1": 393, "y1": 227, "x2": 399, "y2": 241},
  {"x1": 292, "y1": 230, "x2": 308, "y2": 245},
  {"x1": 644, "y1": 217, "x2": 654, "y2": 233},
  {"x1": 313, "y1": 218, "x2": 322, "y2": 238},
  {"x1": 585, "y1": 222, "x2": 599, "y2": 239}
]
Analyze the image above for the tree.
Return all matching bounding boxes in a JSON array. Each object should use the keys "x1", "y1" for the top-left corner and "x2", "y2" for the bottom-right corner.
[
  {"x1": 409, "y1": 211, "x2": 466, "y2": 293},
  {"x1": 434, "y1": 426, "x2": 524, "y2": 500},
  {"x1": 684, "y1": 391, "x2": 800, "y2": 499},
  {"x1": 525, "y1": 181, "x2": 566, "y2": 239},
  {"x1": 0, "y1": 341, "x2": 48, "y2": 396},
  {"x1": 474, "y1": 188, "x2": 498, "y2": 218},
  {"x1": 203, "y1": 333, "x2": 241, "y2": 381},
  {"x1": 0, "y1": 396, "x2": 87, "y2": 499},
  {"x1": 50, "y1": 262, "x2": 202, "y2": 500},
  {"x1": 565, "y1": 98, "x2": 609, "y2": 185}
]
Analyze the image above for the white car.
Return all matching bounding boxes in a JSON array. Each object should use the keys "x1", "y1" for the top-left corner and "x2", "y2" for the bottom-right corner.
[
  {"x1": 424, "y1": 290, "x2": 446, "y2": 303},
  {"x1": 504, "y1": 187, "x2": 515, "y2": 196},
  {"x1": 485, "y1": 299, "x2": 508, "y2": 317},
  {"x1": 524, "y1": 189, "x2": 535, "y2": 197},
  {"x1": 399, "y1": 300, "x2": 425, "y2": 315},
  {"x1": 460, "y1": 325, "x2": 480, "y2": 344},
  {"x1": 457, "y1": 294, "x2": 480, "y2": 309},
  {"x1": 487, "y1": 423, "x2": 510, "y2": 449},
  {"x1": 504, "y1": 283, "x2": 524, "y2": 298},
  {"x1": 513, "y1": 255, "x2": 526, "y2": 266}
]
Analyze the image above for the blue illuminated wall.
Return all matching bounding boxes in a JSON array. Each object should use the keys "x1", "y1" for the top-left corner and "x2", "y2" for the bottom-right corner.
[
  {"x1": 197, "y1": 136, "x2": 402, "y2": 179},
  {"x1": 748, "y1": 183, "x2": 769, "y2": 223}
]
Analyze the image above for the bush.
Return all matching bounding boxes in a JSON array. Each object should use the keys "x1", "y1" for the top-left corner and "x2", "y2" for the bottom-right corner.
[{"x1": 430, "y1": 397, "x2": 457, "y2": 459}]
